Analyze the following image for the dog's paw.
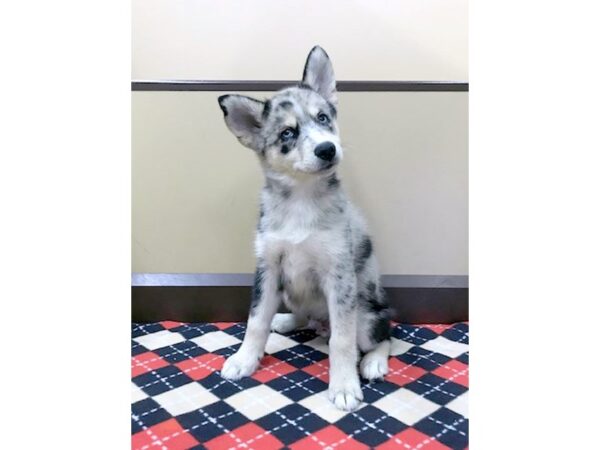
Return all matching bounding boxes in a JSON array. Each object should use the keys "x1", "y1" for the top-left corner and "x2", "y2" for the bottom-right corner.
[
  {"x1": 270, "y1": 313, "x2": 298, "y2": 334},
  {"x1": 360, "y1": 353, "x2": 389, "y2": 381},
  {"x1": 221, "y1": 351, "x2": 260, "y2": 380},
  {"x1": 328, "y1": 377, "x2": 364, "y2": 411}
]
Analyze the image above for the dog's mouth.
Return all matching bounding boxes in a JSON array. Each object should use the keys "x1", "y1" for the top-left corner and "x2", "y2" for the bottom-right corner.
[{"x1": 318, "y1": 159, "x2": 339, "y2": 172}]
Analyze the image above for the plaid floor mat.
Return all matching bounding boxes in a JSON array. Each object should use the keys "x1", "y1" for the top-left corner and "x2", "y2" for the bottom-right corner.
[{"x1": 132, "y1": 322, "x2": 468, "y2": 450}]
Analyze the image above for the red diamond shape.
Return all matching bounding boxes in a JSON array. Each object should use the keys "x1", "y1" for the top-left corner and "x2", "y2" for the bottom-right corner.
[
  {"x1": 252, "y1": 355, "x2": 298, "y2": 382},
  {"x1": 417, "y1": 323, "x2": 454, "y2": 333},
  {"x1": 175, "y1": 354, "x2": 225, "y2": 381},
  {"x1": 131, "y1": 352, "x2": 169, "y2": 378},
  {"x1": 386, "y1": 358, "x2": 427, "y2": 386},
  {"x1": 204, "y1": 423, "x2": 283, "y2": 450},
  {"x1": 301, "y1": 360, "x2": 330, "y2": 383},
  {"x1": 377, "y1": 428, "x2": 451, "y2": 450},
  {"x1": 160, "y1": 320, "x2": 184, "y2": 329},
  {"x1": 132, "y1": 418, "x2": 199, "y2": 450},
  {"x1": 290, "y1": 425, "x2": 369, "y2": 450},
  {"x1": 432, "y1": 359, "x2": 469, "y2": 386},
  {"x1": 213, "y1": 322, "x2": 236, "y2": 330}
]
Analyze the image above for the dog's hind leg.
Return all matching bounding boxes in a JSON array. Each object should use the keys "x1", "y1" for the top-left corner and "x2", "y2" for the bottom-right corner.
[
  {"x1": 360, "y1": 339, "x2": 391, "y2": 381},
  {"x1": 270, "y1": 313, "x2": 307, "y2": 333}
]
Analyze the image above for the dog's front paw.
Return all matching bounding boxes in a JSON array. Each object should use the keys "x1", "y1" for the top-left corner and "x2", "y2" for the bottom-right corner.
[
  {"x1": 221, "y1": 351, "x2": 260, "y2": 380},
  {"x1": 328, "y1": 376, "x2": 363, "y2": 411}
]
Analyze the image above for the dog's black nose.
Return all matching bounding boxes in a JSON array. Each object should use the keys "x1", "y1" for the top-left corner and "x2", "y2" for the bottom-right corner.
[{"x1": 314, "y1": 142, "x2": 336, "y2": 161}]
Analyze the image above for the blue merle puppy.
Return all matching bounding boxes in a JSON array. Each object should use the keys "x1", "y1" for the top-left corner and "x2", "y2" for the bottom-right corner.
[{"x1": 218, "y1": 46, "x2": 391, "y2": 411}]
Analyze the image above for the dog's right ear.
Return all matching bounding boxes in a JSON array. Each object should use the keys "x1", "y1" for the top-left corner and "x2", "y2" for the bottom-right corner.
[{"x1": 218, "y1": 95, "x2": 264, "y2": 150}]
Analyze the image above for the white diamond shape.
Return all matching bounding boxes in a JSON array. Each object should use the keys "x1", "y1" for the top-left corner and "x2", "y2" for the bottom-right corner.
[
  {"x1": 303, "y1": 336, "x2": 329, "y2": 354},
  {"x1": 133, "y1": 330, "x2": 185, "y2": 351},
  {"x1": 373, "y1": 388, "x2": 440, "y2": 425},
  {"x1": 224, "y1": 384, "x2": 292, "y2": 420},
  {"x1": 131, "y1": 382, "x2": 148, "y2": 404},
  {"x1": 390, "y1": 337, "x2": 413, "y2": 356},
  {"x1": 153, "y1": 382, "x2": 219, "y2": 416},
  {"x1": 190, "y1": 330, "x2": 241, "y2": 352},
  {"x1": 298, "y1": 391, "x2": 355, "y2": 423},
  {"x1": 420, "y1": 336, "x2": 469, "y2": 358},
  {"x1": 446, "y1": 391, "x2": 468, "y2": 418},
  {"x1": 265, "y1": 332, "x2": 299, "y2": 354}
]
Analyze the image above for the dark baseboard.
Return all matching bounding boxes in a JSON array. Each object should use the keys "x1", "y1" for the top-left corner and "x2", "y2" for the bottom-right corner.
[
  {"x1": 132, "y1": 286, "x2": 468, "y2": 324},
  {"x1": 132, "y1": 80, "x2": 468, "y2": 92}
]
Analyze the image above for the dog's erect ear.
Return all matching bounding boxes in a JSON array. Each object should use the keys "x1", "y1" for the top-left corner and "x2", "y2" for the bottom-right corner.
[
  {"x1": 302, "y1": 46, "x2": 337, "y2": 106},
  {"x1": 218, "y1": 95, "x2": 264, "y2": 150}
]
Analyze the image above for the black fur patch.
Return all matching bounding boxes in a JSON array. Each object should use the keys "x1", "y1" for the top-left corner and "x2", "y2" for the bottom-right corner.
[
  {"x1": 363, "y1": 282, "x2": 385, "y2": 313},
  {"x1": 217, "y1": 95, "x2": 230, "y2": 116},
  {"x1": 297, "y1": 82, "x2": 315, "y2": 92},
  {"x1": 355, "y1": 237, "x2": 373, "y2": 272},
  {"x1": 327, "y1": 175, "x2": 340, "y2": 189},
  {"x1": 250, "y1": 265, "x2": 265, "y2": 313},
  {"x1": 328, "y1": 101, "x2": 337, "y2": 118},
  {"x1": 281, "y1": 145, "x2": 290, "y2": 154},
  {"x1": 371, "y1": 314, "x2": 391, "y2": 343},
  {"x1": 262, "y1": 100, "x2": 272, "y2": 119},
  {"x1": 257, "y1": 204, "x2": 265, "y2": 232}
]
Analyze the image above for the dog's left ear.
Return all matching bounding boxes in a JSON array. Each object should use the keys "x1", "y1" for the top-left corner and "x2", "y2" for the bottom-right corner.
[{"x1": 302, "y1": 46, "x2": 337, "y2": 106}]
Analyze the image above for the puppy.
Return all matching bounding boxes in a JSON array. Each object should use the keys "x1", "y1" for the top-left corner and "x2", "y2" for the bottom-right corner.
[{"x1": 218, "y1": 46, "x2": 391, "y2": 411}]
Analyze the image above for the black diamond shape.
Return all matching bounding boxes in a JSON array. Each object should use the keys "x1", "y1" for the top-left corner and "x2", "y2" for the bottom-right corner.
[
  {"x1": 442, "y1": 323, "x2": 469, "y2": 344},
  {"x1": 286, "y1": 328, "x2": 320, "y2": 343},
  {"x1": 271, "y1": 345, "x2": 328, "y2": 369},
  {"x1": 132, "y1": 341, "x2": 149, "y2": 356},
  {"x1": 456, "y1": 352, "x2": 469, "y2": 365},
  {"x1": 266, "y1": 370, "x2": 328, "y2": 401},
  {"x1": 221, "y1": 323, "x2": 248, "y2": 337},
  {"x1": 171, "y1": 323, "x2": 218, "y2": 340},
  {"x1": 132, "y1": 323, "x2": 164, "y2": 338},
  {"x1": 131, "y1": 398, "x2": 171, "y2": 434},
  {"x1": 362, "y1": 380, "x2": 400, "y2": 404},
  {"x1": 256, "y1": 404, "x2": 328, "y2": 445},
  {"x1": 198, "y1": 372, "x2": 259, "y2": 400},
  {"x1": 393, "y1": 325, "x2": 439, "y2": 345},
  {"x1": 155, "y1": 340, "x2": 207, "y2": 363},
  {"x1": 135, "y1": 365, "x2": 194, "y2": 396},
  {"x1": 398, "y1": 346, "x2": 451, "y2": 372},
  {"x1": 335, "y1": 405, "x2": 408, "y2": 447},
  {"x1": 413, "y1": 406, "x2": 469, "y2": 449},
  {"x1": 404, "y1": 373, "x2": 468, "y2": 406},
  {"x1": 177, "y1": 401, "x2": 248, "y2": 443}
]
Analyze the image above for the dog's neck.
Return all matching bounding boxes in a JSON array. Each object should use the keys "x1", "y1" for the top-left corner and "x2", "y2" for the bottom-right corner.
[{"x1": 263, "y1": 170, "x2": 341, "y2": 200}]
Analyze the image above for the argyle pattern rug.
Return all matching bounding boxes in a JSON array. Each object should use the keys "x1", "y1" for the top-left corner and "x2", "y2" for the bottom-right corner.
[{"x1": 132, "y1": 321, "x2": 468, "y2": 450}]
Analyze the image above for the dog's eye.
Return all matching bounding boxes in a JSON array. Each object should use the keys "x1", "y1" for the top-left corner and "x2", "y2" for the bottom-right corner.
[
  {"x1": 280, "y1": 128, "x2": 295, "y2": 141},
  {"x1": 317, "y1": 113, "x2": 330, "y2": 124}
]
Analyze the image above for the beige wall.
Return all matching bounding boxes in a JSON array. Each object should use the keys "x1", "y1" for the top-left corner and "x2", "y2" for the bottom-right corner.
[
  {"x1": 132, "y1": 91, "x2": 468, "y2": 275},
  {"x1": 132, "y1": 0, "x2": 468, "y2": 81}
]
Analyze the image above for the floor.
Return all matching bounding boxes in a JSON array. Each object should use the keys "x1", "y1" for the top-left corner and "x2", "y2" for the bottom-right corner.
[{"x1": 132, "y1": 321, "x2": 468, "y2": 450}]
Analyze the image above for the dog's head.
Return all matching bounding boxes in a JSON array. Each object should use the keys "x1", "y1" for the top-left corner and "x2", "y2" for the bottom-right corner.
[{"x1": 218, "y1": 46, "x2": 342, "y2": 180}]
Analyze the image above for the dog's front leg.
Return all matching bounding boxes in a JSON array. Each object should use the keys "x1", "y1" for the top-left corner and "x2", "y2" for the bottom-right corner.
[
  {"x1": 326, "y1": 274, "x2": 363, "y2": 411},
  {"x1": 221, "y1": 264, "x2": 280, "y2": 380}
]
